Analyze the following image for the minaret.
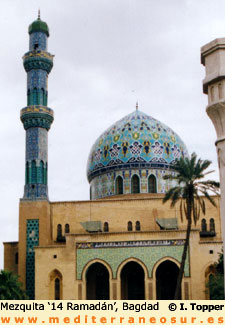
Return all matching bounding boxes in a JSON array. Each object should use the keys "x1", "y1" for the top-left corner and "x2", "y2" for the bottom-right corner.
[
  {"x1": 201, "y1": 38, "x2": 225, "y2": 294},
  {"x1": 20, "y1": 12, "x2": 54, "y2": 200}
]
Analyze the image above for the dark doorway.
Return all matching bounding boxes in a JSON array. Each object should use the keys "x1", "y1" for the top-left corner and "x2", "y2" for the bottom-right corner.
[
  {"x1": 121, "y1": 261, "x2": 145, "y2": 299},
  {"x1": 156, "y1": 260, "x2": 181, "y2": 299},
  {"x1": 86, "y1": 262, "x2": 109, "y2": 299}
]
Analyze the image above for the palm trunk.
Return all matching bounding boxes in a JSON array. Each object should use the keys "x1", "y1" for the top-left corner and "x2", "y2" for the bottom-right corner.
[{"x1": 174, "y1": 199, "x2": 192, "y2": 299}]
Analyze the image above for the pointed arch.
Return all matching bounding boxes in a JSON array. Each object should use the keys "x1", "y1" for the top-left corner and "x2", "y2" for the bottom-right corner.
[
  {"x1": 49, "y1": 269, "x2": 63, "y2": 300},
  {"x1": 210, "y1": 218, "x2": 215, "y2": 232},
  {"x1": 201, "y1": 218, "x2": 207, "y2": 232},
  {"x1": 65, "y1": 224, "x2": 70, "y2": 234},
  {"x1": 135, "y1": 221, "x2": 141, "y2": 231},
  {"x1": 103, "y1": 222, "x2": 109, "y2": 232},
  {"x1": 33, "y1": 88, "x2": 38, "y2": 105},
  {"x1": 148, "y1": 174, "x2": 157, "y2": 193},
  {"x1": 128, "y1": 221, "x2": 133, "y2": 231},
  {"x1": 131, "y1": 174, "x2": 140, "y2": 194},
  {"x1": 26, "y1": 161, "x2": 29, "y2": 184},
  {"x1": 57, "y1": 224, "x2": 62, "y2": 239},
  {"x1": 31, "y1": 160, "x2": 37, "y2": 183},
  {"x1": 115, "y1": 176, "x2": 123, "y2": 195},
  {"x1": 40, "y1": 160, "x2": 44, "y2": 184}
]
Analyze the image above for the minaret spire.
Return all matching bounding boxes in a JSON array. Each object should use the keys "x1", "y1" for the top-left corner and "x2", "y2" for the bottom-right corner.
[
  {"x1": 136, "y1": 101, "x2": 138, "y2": 111},
  {"x1": 38, "y1": 9, "x2": 40, "y2": 20}
]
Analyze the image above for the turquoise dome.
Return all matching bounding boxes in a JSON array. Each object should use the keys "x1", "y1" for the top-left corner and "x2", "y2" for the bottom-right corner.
[{"x1": 87, "y1": 110, "x2": 188, "y2": 182}]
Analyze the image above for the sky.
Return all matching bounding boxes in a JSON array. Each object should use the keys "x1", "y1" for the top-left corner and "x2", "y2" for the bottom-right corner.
[{"x1": 0, "y1": 0, "x2": 224, "y2": 269}]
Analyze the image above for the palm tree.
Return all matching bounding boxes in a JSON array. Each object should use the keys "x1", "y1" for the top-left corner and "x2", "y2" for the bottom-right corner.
[
  {"x1": 163, "y1": 153, "x2": 219, "y2": 299},
  {"x1": 0, "y1": 270, "x2": 27, "y2": 299}
]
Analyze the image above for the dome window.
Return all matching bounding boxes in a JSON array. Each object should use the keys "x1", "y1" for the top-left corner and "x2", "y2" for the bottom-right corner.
[
  {"x1": 148, "y1": 175, "x2": 157, "y2": 193},
  {"x1": 115, "y1": 176, "x2": 123, "y2": 195},
  {"x1": 131, "y1": 175, "x2": 140, "y2": 194}
]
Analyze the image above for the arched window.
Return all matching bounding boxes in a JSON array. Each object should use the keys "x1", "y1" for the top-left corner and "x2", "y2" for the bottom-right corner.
[
  {"x1": 26, "y1": 161, "x2": 29, "y2": 184},
  {"x1": 33, "y1": 88, "x2": 38, "y2": 105},
  {"x1": 115, "y1": 176, "x2": 123, "y2": 195},
  {"x1": 31, "y1": 160, "x2": 37, "y2": 183},
  {"x1": 41, "y1": 88, "x2": 45, "y2": 105},
  {"x1": 128, "y1": 221, "x2": 133, "y2": 231},
  {"x1": 136, "y1": 221, "x2": 141, "y2": 231},
  {"x1": 15, "y1": 252, "x2": 18, "y2": 265},
  {"x1": 44, "y1": 162, "x2": 48, "y2": 185},
  {"x1": 57, "y1": 224, "x2": 62, "y2": 238},
  {"x1": 148, "y1": 175, "x2": 157, "y2": 193},
  {"x1": 55, "y1": 278, "x2": 60, "y2": 300},
  {"x1": 65, "y1": 224, "x2": 70, "y2": 234},
  {"x1": 210, "y1": 218, "x2": 215, "y2": 232},
  {"x1": 131, "y1": 175, "x2": 140, "y2": 194},
  {"x1": 27, "y1": 89, "x2": 31, "y2": 105},
  {"x1": 39, "y1": 161, "x2": 44, "y2": 184},
  {"x1": 104, "y1": 222, "x2": 109, "y2": 232},
  {"x1": 201, "y1": 219, "x2": 207, "y2": 232}
]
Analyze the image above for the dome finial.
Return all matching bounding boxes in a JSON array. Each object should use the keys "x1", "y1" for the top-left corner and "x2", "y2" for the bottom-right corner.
[
  {"x1": 136, "y1": 101, "x2": 138, "y2": 111},
  {"x1": 38, "y1": 9, "x2": 41, "y2": 20}
]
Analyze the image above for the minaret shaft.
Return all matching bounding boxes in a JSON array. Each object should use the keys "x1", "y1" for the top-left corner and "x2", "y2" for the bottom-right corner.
[{"x1": 21, "y1": 17, "x2": 54, "y2": 200}]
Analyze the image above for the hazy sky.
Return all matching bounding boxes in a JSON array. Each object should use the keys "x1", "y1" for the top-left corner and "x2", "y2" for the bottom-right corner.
[{"x1": 0, "y1": 0, "x2": 224, "y2": 269}]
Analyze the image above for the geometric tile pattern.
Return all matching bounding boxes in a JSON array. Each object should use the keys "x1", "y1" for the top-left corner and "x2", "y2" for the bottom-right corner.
[
  {"x1": 26, "y1": 219, "x2": 39, "y2": 299},
  {"x1": 76, "y1": 244, "x2": 189, "y2": 280},
  {"x1": 30, "y1": 32, "x2": 47, "y2": 51},
  {"x1": 87, "y1": 110, "x2": 188, "y2": 182}
]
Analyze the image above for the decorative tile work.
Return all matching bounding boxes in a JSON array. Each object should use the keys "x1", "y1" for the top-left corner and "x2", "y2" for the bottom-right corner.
[
  {"x1": 29, "y1": 32, "x2": 47, "y2": 51},
  {"x1": 76, "y1": 243, "x2": 189, "y2": 280},
  {"x1": 26, "y1": 128, "x2": 48, "y2": 161},
  {"x1": 27, "y1": 69, "x2": 47, "y2": 90},
  {"x1": 26, "y1": 219, "x2": 39, "y2": 299},
  {"x1": 87, "y1": 110, "x2": 188, "y2": 182},
  {"x1": 21, "y1": 25, "x2": 54, "y2": 200},
  {"x1": 90, "y1": 168, "x2": 176, "y2": 199}
]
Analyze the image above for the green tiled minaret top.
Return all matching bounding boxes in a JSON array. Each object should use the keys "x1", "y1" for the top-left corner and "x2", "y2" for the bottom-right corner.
[{"x1": 28, "y1": 11, "x2": 49, "y2": 36}]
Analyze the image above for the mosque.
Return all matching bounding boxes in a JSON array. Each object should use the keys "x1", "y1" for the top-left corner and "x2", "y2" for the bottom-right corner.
[{"x1": 3, "y1": 15, "x2": 222, "y2": 300}]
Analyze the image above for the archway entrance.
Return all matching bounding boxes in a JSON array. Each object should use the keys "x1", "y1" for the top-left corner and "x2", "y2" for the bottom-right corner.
[
  {"x1": 121, "y1": 261, "x2": 145, "y2": 299},
  {"x1": 156, "y1": 260, "x2": 181, "y2": 299},
  {"x1": 86, "y1": 262, "x2": 109, "y2": 299}
]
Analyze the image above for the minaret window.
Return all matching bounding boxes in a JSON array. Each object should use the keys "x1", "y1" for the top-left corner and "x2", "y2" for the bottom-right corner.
[
  {"x1": 41, "y1": 88, "x2": 45, "y2": 105},
  {"x1": 128, "y1": 221, "x2": 133, "y2": 231},
  {"x1": 40, "y1": 160, "x2": 44, "y2": 184},
  {"x1": 131, "y1": 175, "x2": 140, "y2": 194},
  {"x1": 148, "y1": 175, "x2": 157, "y2": 193},
  {"x1": 26, "y1": 162, "x2": 29, "y2": 184},
  {"x1": 65, "y1": 224, "x2": 70, "y2": 234},
  {"x1": 31, "y1": 160, "x2": 37, "y2": 183},
  {"x1": 33, "y1": 88, "x2": 38, "y2": 105},
  {"x1": 115, "y1": 176, "x2": 123, "y2": 195},
  {"x1": 34, "y1": 43, "x2": 39, "y2": 50},
  {"x1": 27, "y1": 89, "x2": 31, "y2": 106}
]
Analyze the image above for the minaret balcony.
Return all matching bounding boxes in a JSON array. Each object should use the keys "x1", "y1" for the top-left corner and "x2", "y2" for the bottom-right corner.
[
  {"x1": 20, "y1": 105, "x2": 54, "y2": 130},
  {"x1": 23, "y1": 50, "x2": 54, "y2": 73}
]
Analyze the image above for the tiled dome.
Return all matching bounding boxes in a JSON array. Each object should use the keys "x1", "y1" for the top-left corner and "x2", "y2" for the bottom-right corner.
[{"x1": 87, "y1": 110, "x2": 188, "y2": 182}]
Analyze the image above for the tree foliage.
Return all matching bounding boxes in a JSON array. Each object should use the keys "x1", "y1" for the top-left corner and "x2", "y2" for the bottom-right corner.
[
  {"x1": 0, "y1": 270, "x2": 27, "y2": 300},
  {"x1": 207, "y1": 253, "x2": 224, "y2": 300},
  {"x1": 163, "y1": 152, "x2": 219, "y2": 299}
]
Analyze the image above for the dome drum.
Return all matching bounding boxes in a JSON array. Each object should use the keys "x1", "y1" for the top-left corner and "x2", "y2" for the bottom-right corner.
[{"x1": 90, "y1": 168, "x2": 178, "y2": 200}]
